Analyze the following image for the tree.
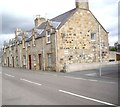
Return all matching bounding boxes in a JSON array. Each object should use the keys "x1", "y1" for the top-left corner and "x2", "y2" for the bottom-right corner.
[{"x1": 109, "y1": 46, "x2": 117, "y2": 51}]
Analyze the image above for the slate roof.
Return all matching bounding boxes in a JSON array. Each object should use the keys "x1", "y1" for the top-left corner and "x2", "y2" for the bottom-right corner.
[
  {"x1": 3, "y1": 41, "x2": 9, "y2": 47},
  {"x1": 51, "y1": 8, "x2": 76, "y2": 29},
  {"x1": 37, "y1": 22, "x2": 46, "y2": 29},
  {"x1": 35, "y1": 8, "x2": 77, "y2": 40},
  {"x1": 18, "y1": 36, "x2": 22, "y2": 42},
  {"x1": 35, "y1": 29, "x2": 44, "y2": 38},
  {"x1": 25, "y1": 31, "x2": 32, "y2": 42}
]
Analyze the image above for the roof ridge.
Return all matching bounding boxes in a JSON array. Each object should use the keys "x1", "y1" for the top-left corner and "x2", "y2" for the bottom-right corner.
[{"x1": 51, "y1": 8, "x2": 76, "y2": 21}]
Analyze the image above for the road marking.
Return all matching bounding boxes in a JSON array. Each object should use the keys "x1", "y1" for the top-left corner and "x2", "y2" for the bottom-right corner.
[
  {"x1": 89, "y1": 79, "x2": 98, "y2": 82},
  {"x1": 20, "y1": 78, "x2": 42, "y2": 86},
  {"x1": 5, "y1": 73, "x2": 15, "y2": 78},
  {"x1": 86, "y1": 73, "x2": 97, "y2": 76},
  {"x1": 41, "y1": 72, "x2": 57, "y2": 76},
  {"x1": 102, "y1": 81, "x2": 117, "y2": 84},
  {"x1": 63, "y1": 76, "x2": 87, "y2": 80},
  {"x1": 0, "y1": 72, "x2": 1, "y2": 74},
  {"x1": 59, "y1": 90, "x2": 116, "y2": 106},
  {"x1": 63, "y1": 76, "x2": 117, "y2": 84}
]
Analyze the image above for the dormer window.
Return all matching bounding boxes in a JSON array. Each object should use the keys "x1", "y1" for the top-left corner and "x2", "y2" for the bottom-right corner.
[
  {"x1": 23, "y1": 33, "x2": 26, "y2": 49},
  {"x1": 32, "y1": 35, "x2": 36, "y2": 47},
  {"x1": 46, "y1": 30, "x2": 51, "y2": 44},
  {"x1": 32, "y1": 29, "x2": 36, "y2": 47},
  {"x1": 3, "y1": 48, "x2": 6, "y2": 53},
  {"x1": 91, "y1": 33, "x2": 96, "y2": 41},
  {"x1": 27, "y1": 42, "x2": 30, "y2": 47},
  {"x1": 22, "y1": 40, "x2": 25, "y2": 49},
  {"x1": 4, "y1": 58, "x2": 7, "y2": 65}
]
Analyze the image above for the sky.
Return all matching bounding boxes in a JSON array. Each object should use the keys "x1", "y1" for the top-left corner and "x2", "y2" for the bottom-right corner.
[{"x1": 0, "y1": 0, "x2": 119, "y2": 46}]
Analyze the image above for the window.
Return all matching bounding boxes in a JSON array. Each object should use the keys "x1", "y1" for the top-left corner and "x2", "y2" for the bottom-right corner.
[
  {"x1": 32, "y1": 36, "x2": 36, "y2": 46},
  {"x1": 10, "y1": 56, "x2": 12, "y2": 65},
  {"x1": 46, "y1": 31, "x2": 51, "y2": 43},
  {"x1": 23, "y1": 40, "x2": 25, "y2": 49},
  {"x1": 48, "y1": 53, "x2": 52, "y2": 67},
  {"x1": 27, "y1": 42, "x2": 30, "y2": 47},
  {"x1": 23, "y1": 55, "x2": 26, "y2": 65},
  {"x1": 91, "y1": 33, "x2": 96, "y2": 41},
  {"x1": 33, "y1": 54, "x2": 36, "y2": 66},
  {"x1": 3, "y1": 49, "x2": 6, "y2": 53},
  {"x1": 4, "y1": 59, "x2": 6, "y2": 64}
]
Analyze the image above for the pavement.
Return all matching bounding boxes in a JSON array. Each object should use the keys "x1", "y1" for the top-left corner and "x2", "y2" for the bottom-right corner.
[{"x1": 1, "y1": 64, "x2": 119, "y2": 106}]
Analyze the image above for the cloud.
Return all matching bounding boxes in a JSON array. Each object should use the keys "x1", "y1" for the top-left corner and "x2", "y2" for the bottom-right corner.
[
  {"x1": 1, "y1": 0, "x2": 74, "y2": 19},
  {"x1": 2, "y1": 13, "x2": 34, "y2": 34},
  {"x1": 90, "y1": 0, "x2": 118, "y2": 46},
  {"x1": 0, "y1": 34, "x2": 15, "y2": 45},
  {"x1": 0, "y1": 0, "x2": 74, "y2": 34},
  {"x1": 0, "y1": 0, "x2": 119, "y2": 46},
  {"x1": 109, "y1": 35, "x2": 118, "y2": 46}
]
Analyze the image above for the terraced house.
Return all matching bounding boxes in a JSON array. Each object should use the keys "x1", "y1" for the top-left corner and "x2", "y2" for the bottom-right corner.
[{"x1": 2, "y1": 0, "x2": 109, "y2": 72}]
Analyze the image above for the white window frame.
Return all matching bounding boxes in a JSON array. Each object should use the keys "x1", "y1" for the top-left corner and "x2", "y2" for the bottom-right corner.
[
  {"x1": 32, "y1": 35, "x2": 36, "y2": 47},
  {"x1": 91, "y1": 33, "x2": 96, "y2": 41},
  {"x1": 3, "y1": 48, "x2": 6, "y2": 53},
  {"x1": 22, "y1": 40, "x2": 25, "y2": 49},
  {"x1": 46, "y1": 31, "x2": 51, "y2": 44},
  {"x1": 23, "y1": 55, "x2": 26, "y2": 65},
  {"x1": 48, "y1": 53, "x2": 52, "y2": 67},
  {"x1": 10, "y1": 56, "x2": 12, "y2": 65},
  {"x1": 4, "y1": 58, "x2": 6, "y2": 64},
  {"x1": 27, "y1": 42, "x2": 30, "y2": 47}
]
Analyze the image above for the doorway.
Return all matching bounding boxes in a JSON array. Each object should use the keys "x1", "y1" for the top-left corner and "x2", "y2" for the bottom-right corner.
[
  {"x1": 12, "y1": 57, "x2": 14, "y2": 67},
  {"x1": 29, "y1": 55, "x2": 31, "y2": 70},
  {"x1": 7, "y1": 57, "x2": 9, "y2": 67},
  {"x1": 38, "y1": 54, "x2": 41, "y2": 70}
]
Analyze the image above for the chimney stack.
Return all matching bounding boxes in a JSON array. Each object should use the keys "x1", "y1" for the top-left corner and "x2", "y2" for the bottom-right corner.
[
  {"x1": 15, "y1": 28, "x2": 22, "y2": 37},
  {"x1": 34, "y1": 15, "x2": 46, "y2": 27},
  {"x1": 75, "y1": 0, "x2": 89, "y2": 10}
]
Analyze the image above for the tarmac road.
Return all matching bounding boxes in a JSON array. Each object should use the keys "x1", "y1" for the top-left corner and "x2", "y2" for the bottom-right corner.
[{"x1": 1, "y1": 66, "x2": 119, "y2": 106}]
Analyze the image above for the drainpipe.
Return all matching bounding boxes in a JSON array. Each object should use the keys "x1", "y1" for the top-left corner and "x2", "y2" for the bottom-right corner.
[
  {"x1": 55, "y1": 30, "x2": 58, "y2": 72},
  {"x1": 43, "y1": 37, "x2": 45, "y2": 71},
  {"x1": 25, "y1": 42, "x2": 28, "y2": 69}
]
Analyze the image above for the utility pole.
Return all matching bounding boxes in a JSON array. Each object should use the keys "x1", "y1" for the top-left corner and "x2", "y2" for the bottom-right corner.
[{"x1": 99, "y1": 25, "x2": 102, "y2": 77}]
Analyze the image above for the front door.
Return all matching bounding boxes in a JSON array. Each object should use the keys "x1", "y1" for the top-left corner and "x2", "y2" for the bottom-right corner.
[
  {"x1": 38, "y1": 54, "x2": 41, "y2": 70},
  {"x1": 7, "y1": 57, "x2": 9, "y2": 67},
  {"x1": 29, "y1": 55, "x2": 31, "y2": 70},
  {"x1": 12, "y1": 57, "x2": 14, "y2": 67}
]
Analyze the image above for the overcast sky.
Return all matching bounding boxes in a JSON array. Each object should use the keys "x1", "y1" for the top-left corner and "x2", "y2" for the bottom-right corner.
[{"x1": 0, "y1": 0, "x2": 119, "y2": 46}]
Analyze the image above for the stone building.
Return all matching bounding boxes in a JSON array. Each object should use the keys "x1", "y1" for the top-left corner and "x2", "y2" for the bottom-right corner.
[{"x1": 2, "y1": 0, "x2": 109, "y2": 72}]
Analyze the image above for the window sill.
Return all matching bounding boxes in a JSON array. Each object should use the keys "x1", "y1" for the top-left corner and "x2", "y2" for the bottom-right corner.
[
  {"x1": 91, "y1": 40, "x2": 96, "y2": 41},
  {"x1": 46, "y1": 42, "x2": 51, "y2": 45},
  {"x1": 32, "y1": 44, "x2": 36, "y2": 47}
]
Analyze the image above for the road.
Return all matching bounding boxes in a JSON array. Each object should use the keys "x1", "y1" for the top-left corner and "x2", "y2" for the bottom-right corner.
[{"x1": 1, "y1": 64, "x2": 119, "y2": 106}]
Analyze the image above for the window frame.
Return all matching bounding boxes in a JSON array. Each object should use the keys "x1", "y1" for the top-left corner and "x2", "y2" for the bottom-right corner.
[
  {"x1": 23, "y1": 55, "x2": 26, "y2": 65},
  {"x1": 46, "y1": 30, "x2": 51, "y2": 44},
  {"x1": 47, "y1": 53, "x2": 52, "y2": 67},
  {"x1": 22, "y1": 40, "x2": 25, "y2": 49},
  {"x1": 91, "y1": 33, "x2": 96, "y2": 41},
  {"x1": 32, "y1": 35, "x2": 36, "y2": 47}
]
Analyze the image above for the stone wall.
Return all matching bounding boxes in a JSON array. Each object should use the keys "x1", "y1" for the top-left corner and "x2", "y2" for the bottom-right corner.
[{"x1": 57, "y1": 9, "x2": 109, "y2": 72}]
